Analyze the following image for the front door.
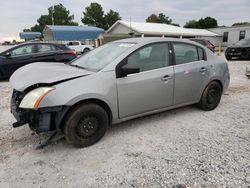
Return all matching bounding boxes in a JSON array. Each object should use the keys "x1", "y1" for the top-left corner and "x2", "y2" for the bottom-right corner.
[
  {"x1": 4, "y1": 44, "x2": 35, "y2": 76},
  {"x1": 117, "y1": 42, "x2": 174, "y2": 118}
]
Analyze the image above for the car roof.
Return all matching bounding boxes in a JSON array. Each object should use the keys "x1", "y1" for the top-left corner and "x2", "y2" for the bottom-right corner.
[
  {"x1": 0, "y1": 42, "x2": 66, "y2": 54},
  {"x1": 20, "y1": 42, "x2": 62, "y2": 46},
  {"x1": 112, "y1": 37, "x2": 205, "y2": 48}
]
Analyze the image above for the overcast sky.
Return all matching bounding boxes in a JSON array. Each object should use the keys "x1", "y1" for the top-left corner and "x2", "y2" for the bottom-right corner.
[{"x1": 0, "y1": 0, "x2": 249, "y2": 42}]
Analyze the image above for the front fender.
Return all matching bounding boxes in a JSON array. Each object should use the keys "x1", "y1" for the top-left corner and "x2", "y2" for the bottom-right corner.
[{"x1": 38, "y1": 71, "x2": 119, "y2": 121}]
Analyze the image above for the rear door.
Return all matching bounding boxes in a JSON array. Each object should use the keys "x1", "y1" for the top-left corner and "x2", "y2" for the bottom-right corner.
[
  {"x1": 116, "y1": 42, "x2": 174, "y2": 118},
  {"x1": 33, "y1": 44, "x2": 57, "y2": 62},
  {"x1": 172, "y1": 42, "x2": 210, "y2": 105}
]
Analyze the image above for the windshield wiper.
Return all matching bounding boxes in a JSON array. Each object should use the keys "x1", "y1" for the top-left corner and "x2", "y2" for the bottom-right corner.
[{"x1": 67, "y1": 63, "x2": 86, "y2": 70}]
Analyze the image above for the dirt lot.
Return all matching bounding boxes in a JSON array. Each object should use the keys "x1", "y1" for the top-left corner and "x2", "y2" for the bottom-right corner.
[{"x1": 0, "y1": 60, "x2": 250, "y2": 187}]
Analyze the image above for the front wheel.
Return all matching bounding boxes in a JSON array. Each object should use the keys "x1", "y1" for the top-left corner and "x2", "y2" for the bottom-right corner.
[
  {"x1": 63, "y1": 103, "x2": 109, "y2": 148},
  {"x1": 198, "y1": 81, "x2": 222, "y2": 111}
]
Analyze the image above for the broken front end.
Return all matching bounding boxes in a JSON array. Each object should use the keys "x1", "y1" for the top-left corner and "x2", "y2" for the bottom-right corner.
[{"x1": 11, "y1": 89, "x2": 69, "y2": 133}]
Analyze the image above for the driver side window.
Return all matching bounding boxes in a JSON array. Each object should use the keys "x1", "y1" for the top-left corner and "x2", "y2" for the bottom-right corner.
[
  {"x1": 10, "y1": 45, "x2": 34, "y2": 56},
  {"x1": 127, "y1": 43, "x2": 169, "y2": 72}
]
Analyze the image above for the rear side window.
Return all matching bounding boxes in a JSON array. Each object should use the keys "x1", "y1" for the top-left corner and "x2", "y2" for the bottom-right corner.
[
  {"x1": 197, "y1": 47, "x2": 205, "y2": 60},
  {"x1": 67, "y1": 42, "x2": 79, "y2": 46},
  {"x1": 195, "y1": 40, "x2": 206, "y2": 45},
  {"x1": 37, "y1": 44, "x2": 56, "y2": 52},
  {"x1": 173, "y1": 43, "x2": 199, "y2": 65}
]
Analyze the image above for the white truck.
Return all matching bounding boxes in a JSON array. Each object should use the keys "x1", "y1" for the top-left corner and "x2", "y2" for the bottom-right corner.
[{"x1": 65, "y1": 41, "x2": 94, "y2": 54}]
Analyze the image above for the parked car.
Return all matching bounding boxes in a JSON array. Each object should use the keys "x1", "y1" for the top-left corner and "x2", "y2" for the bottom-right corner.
[
  {"x1": 65, "y1": 41, "x2": 94, "y2": 54},
  {"x1": 225, "y1": 38, "x2": 250, "y2": 60},
  {"x1": 10, "y1": 38, "x2": 230, "y2": 148},
  {"x1": 190, "y1": 38, "x2": 215, "y2": 52},
  {"x1": 0, "y1": 42, "x2": 77, "y2": 79}
]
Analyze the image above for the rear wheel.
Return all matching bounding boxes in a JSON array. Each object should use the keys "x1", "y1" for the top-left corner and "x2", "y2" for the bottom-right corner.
[
  {"x1": 63, "y1": 103, "x2": 109, "y2": 148},
  {"x1": 0, "y1": 70, "x2": 3, "y2": 80},
  {"x1": 226, "y1": 55, "x2": 232, "y2": 60},
  {"x1": 240, "y1": 51, "x2": 249, "y2": 60},
  {"x1": 198, "y1": 81, "x2": 222, "y2": 111},
  {"x1": 83, "y1": 48, "x2": 90, "y2": 54},
  {"x1": 28, "y1": 124, "x2": 36, "y2": 131}
]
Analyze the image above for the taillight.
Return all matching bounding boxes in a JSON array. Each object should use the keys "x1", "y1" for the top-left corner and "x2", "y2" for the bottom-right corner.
[{"x1": 67, "y1": 50, "x2": 77, "y2": 55}]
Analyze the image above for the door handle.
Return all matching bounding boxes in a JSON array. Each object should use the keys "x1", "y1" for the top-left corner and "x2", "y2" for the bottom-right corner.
[
  {"x1": 199, "y1": 67, "x2": 207, "y2": 72},
  {"x1": 161, "y1": 75, "x2": 172, "y2": 81}
]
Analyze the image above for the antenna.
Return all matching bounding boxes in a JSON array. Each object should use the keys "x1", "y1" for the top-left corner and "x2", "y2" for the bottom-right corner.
[{"x1": 130, "y1": 16, "x2": 132, "y2": 30}]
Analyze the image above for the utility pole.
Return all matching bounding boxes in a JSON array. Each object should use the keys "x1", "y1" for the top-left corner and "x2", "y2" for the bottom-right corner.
[
  {"x1": 128, "y1": 16, "x2": 134, "y2": 37},
  {"x1": 51, "y1": 5, "x2": 54, "y2": 25}
]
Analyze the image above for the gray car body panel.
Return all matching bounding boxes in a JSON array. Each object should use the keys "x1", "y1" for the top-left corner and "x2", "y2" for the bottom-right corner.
[
  {"x1": 10, "y1": 62, "x2": 92, "y2": 91},
  {"x1": 10, "y1": 37, "x2": 230, "y2": 125}
]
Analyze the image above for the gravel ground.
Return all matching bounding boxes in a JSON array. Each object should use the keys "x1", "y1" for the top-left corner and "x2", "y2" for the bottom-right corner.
[{"x1": 0, "y1": 60, "x2": 250, "y2": 188}]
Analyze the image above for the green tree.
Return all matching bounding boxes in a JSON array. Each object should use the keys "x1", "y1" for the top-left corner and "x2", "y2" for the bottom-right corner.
[
  {"x1": 199, "y1": 17, "x2": 217, "y2": 28},
  {"x1": 158, "y1": 13, "x2": 172, "y2": 24},
  {"x1": 104, "y1": 10, "x2": 121, "y2": 30},
  {"x1": 23, "y1": 28, "x2": 31, "y2": 32},
  {"x1": 146, "y1": 13, "x2": 179, "y2": 26},
  {"x1": 27, "y1": 4, "x2": 78, "y2": 32},
  {"x1": 146, "y1": 13, "x2": 172, "y2": 24},
  {"x1": 232, "y1": 22, "x2": 250, "y2": 26},
  {"x1": 81, "y1": 3, "x2": 121, "y2": 30},
  {"x1": 184, "y1": 17, "x2": 217, "y2": 29},
  {"x1": 81, "y1": 3, "x2": 105, "y2": 28},
  {"x1": 184, "y1": 20, "x2": 199, "y2": 28},
  {"x1": 146, "y1": 14, "x2": 160, "y2": 23}
]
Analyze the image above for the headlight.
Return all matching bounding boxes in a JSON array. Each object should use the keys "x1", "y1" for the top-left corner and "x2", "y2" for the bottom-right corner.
[{"x1": 19, "y1": 87, "x2": 55, "y2": 110}]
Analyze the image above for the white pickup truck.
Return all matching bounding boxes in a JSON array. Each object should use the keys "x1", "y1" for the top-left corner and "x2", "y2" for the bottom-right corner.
[{"x1": 65, "y1": 41, "x2": 94, "y2": 54}]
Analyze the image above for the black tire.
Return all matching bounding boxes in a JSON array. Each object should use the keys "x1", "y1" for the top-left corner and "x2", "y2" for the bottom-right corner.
[
  {"x1": 63, "y1": 103, "x2": 109, "y2": 148},
  {"x1": 83, "y1": 48, "x2": 90, "y2": 54},
  {"x1": 198, "y1": 81, "x2": 222, "y2": 111},
  {"x1": 0, "y1": 70, "x2": 3, "y2": 80},
  {"x1": 226, "y1": 55, "x2": 232, "y2": 60},
  {"x1": 28, "y1": 124, "x2": 36, "y2": 132}
]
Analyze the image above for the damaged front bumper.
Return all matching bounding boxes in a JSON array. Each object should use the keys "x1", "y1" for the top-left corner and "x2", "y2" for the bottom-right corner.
[{"x1": 11, "y1": 89, "x2": 70, "y2": 132}]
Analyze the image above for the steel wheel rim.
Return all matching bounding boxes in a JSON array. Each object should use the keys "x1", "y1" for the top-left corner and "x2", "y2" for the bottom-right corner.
[
  {"x1": 76, "y1": 116, "x2": 99, "y2": 138},
  {"x1": 207, "y1": 88, "x2": 219, "y2": 105}
]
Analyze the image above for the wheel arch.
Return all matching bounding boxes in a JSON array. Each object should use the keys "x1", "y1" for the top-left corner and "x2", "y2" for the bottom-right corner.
[
  {"x1": 60, "y1": 98, "x2": 113, "y2": 128},
  {"x1": 212, "y1": 79, "x2": 223, "y2": 91},
  {"x1": 199, "y1": 79, "x2": 223, "y2": 101},
  {"x1": 82, "y1": 48, "x2": 90, "y2": 53}
]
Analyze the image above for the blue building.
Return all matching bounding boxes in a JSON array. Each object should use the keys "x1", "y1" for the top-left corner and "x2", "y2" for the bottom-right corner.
[
  {"x1": 43, "y1": 25, "x2": 104, "y2": 41},
  {"x1": 19, "y1": 32, "x2": 42, "y2": 41}
]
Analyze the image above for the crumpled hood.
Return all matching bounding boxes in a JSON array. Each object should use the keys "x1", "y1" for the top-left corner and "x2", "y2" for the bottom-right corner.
[{"x1": 10, "y1": 62, "x2": 93, "y2": 91}]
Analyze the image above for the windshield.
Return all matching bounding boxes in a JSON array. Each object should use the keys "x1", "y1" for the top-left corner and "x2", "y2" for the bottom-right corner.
[
  {"x1": 235, "y1": 38, "x2": 250, "y2": 46},
  {"x1": 70, "y1": 42, "x2": 135, "y2": 71}
]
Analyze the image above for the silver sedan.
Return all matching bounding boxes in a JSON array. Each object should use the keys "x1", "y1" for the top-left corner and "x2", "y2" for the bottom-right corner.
[{"x1": 10, "y1": 37, "x2": 230, "y2": 148}]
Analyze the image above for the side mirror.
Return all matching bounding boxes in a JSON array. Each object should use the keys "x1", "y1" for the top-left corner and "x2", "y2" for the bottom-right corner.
[
  {"x1": 120, "y1": 64, "x2": 140, "y2": 77},
  {"x1": 5, "y1": 52, "x2": 11, "y2": 58}
]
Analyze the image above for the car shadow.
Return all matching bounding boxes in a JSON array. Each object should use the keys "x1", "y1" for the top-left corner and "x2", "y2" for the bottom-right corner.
[
  {"x1": 41, "y1": 105, "x2": 200, "y2": 151},
  {"x1": 109, "y1": 105, "x2": 198, "y2": 132}
]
